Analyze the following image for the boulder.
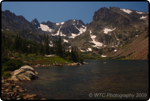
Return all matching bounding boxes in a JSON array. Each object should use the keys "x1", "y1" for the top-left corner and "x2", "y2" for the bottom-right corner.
[
  {"x1": 10, "y1": 75, "x2": 19, "y2": 81},
  {"x1": 24, "y1": 71, "x2": 38, "y2": 79},
  {"x1": 20, "y1": 65, "x2": 35, "y2": 71},
  {"x1": 17, "y1": 74, "x2": 31, "y2": 81},
  {"x1": 10, "y1": 65, "x2": 38, "y2": 81}
]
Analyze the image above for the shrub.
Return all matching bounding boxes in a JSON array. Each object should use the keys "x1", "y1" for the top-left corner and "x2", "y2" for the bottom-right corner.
[
  {"x1": 3, "y1": 71, "x2": 11, "y2": 79},
  {"x1": 2, "y1": 59, "x2": 25, "y2": 71},
  {"x1": 1, "y1": 56, "x2": 10, "y2": 64}
]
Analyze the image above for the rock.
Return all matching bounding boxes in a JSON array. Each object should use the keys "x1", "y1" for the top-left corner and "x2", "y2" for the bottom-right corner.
[
  {"x1": 18, "y1": 88, "x2": 25, "y2": 93},
  {"x1": 15, "y1": 85, "x2": 20, "y2": 88},
  {"x1": 41, "y1": 98, "x2": 46, "y2": 100},
  {"x1": 5, "y1": 89, "x2": 9, "y2": 92},
  {"x1": 79, "y1": 63, "x2": 82, "y2": 65},
  {"x1": 3, "y1": 83, "x2": 10, "y2": 87},
  {"x1": 103, "y1": 62, "x2": 107, "y2": 64},
  {"x1": 16, "y1": 98, "x2": 21, "y2": 100},
  {"x1": 10, "y1": 65, "x2": 38, "y2": 81},
  {"x1": 24, "y1": 71, "x2": 38, "y2": 79},
  {"x1": 17, "y1": 74, "x2": 31, "y2": 81},
  {"x1": 35, "y1": 71, "x2": 38, "y2": 75},
  {"x1": 71, "y1": 63, "x2": 78, "y2": 66},
  {"x1": 13, "y1": 69, "x2": 25, "y2": 76},
  {"x1": 14, "y1": 65, "x2": 35, "y2": 76},
  {"x1": 10, "y1": 75, "x2": 19, "y2": 81},
  {"x1": 1, "y1": 87, "x2": 5, "y2": 90},
  {"x1": 23, "y1": 94, "x2": 37, "y2": 100},
  {"x1": 83, "y1": 62, "x2": 88, "y2": 64},
  {"x1": 2, "y1": 77, "x2": 5, "y2": 83},
  {"x1": 34, "y1": 64, "x2": 41, "y2": 67}
]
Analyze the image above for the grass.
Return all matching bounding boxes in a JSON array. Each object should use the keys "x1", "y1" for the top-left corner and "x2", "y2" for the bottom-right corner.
[
  {"x1": 8, "y1": 51, "x2": 74, "y2": 66},
  {"x1": 31, "y1": 56, "x2": 73, "y2": 65},
  {"x1": 3, "y1": 71, "x2": 11, "y2": 79}
]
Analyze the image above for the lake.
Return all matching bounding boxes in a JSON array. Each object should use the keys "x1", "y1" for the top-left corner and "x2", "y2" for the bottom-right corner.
[{"x1": 16, "y1": 60, "x2": 148, "y2": 100}]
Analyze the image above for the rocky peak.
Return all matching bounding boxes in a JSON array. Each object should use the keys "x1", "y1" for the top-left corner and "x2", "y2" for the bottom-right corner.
[
  {"x1": 2, "y1": 10, "x2": 15, "y2": 16},
  {"x1": 2, "y1": 10, "x2": 17, "y2": 19},
  {"x1": 31, "y1": 18, "x2": 40, "y2": 28},
  {"x1": 92, "y1": 7, "x2": 110, "y2": 22}
]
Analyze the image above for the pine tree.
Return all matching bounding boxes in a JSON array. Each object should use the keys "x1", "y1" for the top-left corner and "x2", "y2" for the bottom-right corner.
[
  {"x1": 71, "y1": 46, "x2": 79, "y2": 62},
  {"x1": 55, "y1": 35, "x2": 63, "y2": 57},
  {"x1": 45, "y1": 34, "x2": 50, "y2": 55}
]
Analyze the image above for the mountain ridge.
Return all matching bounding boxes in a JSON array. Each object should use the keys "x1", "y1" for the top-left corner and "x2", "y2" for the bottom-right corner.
[{"x1": 1, "y1": 7, "x2": 149, "y2": 59}]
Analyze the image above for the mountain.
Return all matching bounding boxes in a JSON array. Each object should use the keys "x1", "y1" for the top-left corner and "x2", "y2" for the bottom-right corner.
[
  {"x1": 31, "y1": 18, "x2": 40, "y2": 28},
  {"x1": 1, "y1": 10, "x2": 38, "y2": 32},
  {"x1": 1, "y1": 10, "x2": 45, "y2": 42},
  {"x1": 69, "y1": 7, "x2": 148, "y2": 59},
  {"x1": 1, "y1": 7, "x2": 149, "y2": 59},
  {"x1": 31, "y1": 18, "x2": 87, "y2": 47},
  {"x1": 32, "y1": 19, "x2": 87, "y2": 38}
]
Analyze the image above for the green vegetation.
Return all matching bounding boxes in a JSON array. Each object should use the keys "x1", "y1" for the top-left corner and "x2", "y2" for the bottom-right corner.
[
  {"x1": 1, "y1": 31, "x2": 84, "y2": 79},
  {"x1": 1, "y1": 56, "x2": 25, "y2": 78},
  {"x1": 2, "y1": 59, "x2": 25, "y2": 71},
  {"x1": 2, "y1": 56, "x2": 25, "y2": 71},
  {"x1": 3, "y1": 71, "x2": 11, "y2": 79},
  {"x1": 2, "y1": 31, "x2": 83, "y2": 63},
  {"x1": 31, "y1": 55, "x2": 73, "y2": 66}
]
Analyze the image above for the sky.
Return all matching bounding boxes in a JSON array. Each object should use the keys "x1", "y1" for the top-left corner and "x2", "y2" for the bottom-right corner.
[{"x1": 1, "y1": 1, "x2": 149, "y2": 24}]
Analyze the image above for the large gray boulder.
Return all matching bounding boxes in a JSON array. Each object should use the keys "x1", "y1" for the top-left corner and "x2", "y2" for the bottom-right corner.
[{"x1": 10, "y1": 65, "x2": 38, "y2": 81}]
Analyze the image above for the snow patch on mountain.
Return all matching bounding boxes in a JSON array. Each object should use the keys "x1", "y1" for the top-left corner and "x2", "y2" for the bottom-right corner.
[
  {"x1": 78, "y1": 47, "x2": 86, "y2": 52},
  {"x1": 140, "y1": 16, "x2": 146, "y2": 19},
  {"x1": 52, "y1": 26, "x2": 62, "y2": 36},
  {"x1": 80, "y1": 49, "x2": 86, "y2": 52},
  {"x1": 68, "y1": 33, "x2": 78, "y2": 38},
  {"x1": 89, "y1": 30, "x2": 103, "y2": 48},
  {"x1": 120, "y1": 9, "x2": 132, "y2": 14},
  {"x1": 60, "y1": 32, "x2": 66, "y2": 37},
  {"x1": 39, "y1": 24, "x2": 53, "y2": 32},
  {"x1": 56, "y1": 22, "x2": 64, "y2": 25},
  {"x1": 68, "y1": 25, "x2": 87, "y2": 38},
  {"x1": 87, "y1": 48, "x2": 92, "y2": 52},
  {"x1": 56, "y1": 23, "x2": 60, "y2": 25},
  {"x1": 101, "y1": 55, "x2": 107, "y2": 57},
  {"x1": 136, "y1": 11, "x2": 144, "y2": 14},
  {"x1": 114, "y1": 49, "x2": 117, "y2": 52},
  {"x1": 49, "y1": 41, "x2": 53, "y2": 47},
  {"x1": 63, "y1": 39, "x2": 68, "y2": 43},
  {"x1": 74, "y1": 25, "x2": 87, "y2": 34},
  {"x1": 103, "y1": 28, "x2": 116, "y2": 34},
  {"x1": 60, "y1": 22, "x2": 64, "y2": 25}
]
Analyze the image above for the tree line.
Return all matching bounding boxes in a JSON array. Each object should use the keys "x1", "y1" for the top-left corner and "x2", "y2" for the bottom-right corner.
[{"x1": 1, "y1": 32, "x2": 83, "y2": 63}]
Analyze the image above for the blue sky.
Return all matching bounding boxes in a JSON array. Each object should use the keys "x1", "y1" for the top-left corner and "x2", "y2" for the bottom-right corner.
[{"x1": 1, "y1": 1, "x2": 149, "y2": 24}]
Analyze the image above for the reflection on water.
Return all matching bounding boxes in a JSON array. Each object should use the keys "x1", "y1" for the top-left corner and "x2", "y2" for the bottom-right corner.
[{"x1": 16, "y1": 60, "x2": 148, "y2": 99}]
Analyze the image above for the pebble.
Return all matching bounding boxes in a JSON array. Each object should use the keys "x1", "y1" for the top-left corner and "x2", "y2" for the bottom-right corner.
[
  {"x1": 15, "y1": 85, "x2": 20, "y2": 88},
  {"x1": 1, "y1": 78, "x2": 46, "y2": 100}
]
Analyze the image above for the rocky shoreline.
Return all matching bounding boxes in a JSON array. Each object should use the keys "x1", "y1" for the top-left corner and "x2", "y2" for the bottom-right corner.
[
  {"x1": 1, "y1": 77, "x2": 46, "y2": 100},
  {"x1": 33, "y1": 62, "x2": 88, "y2": 67},
  {"x1": 1, "y1": 62, "x2": 88, "y2": 100}
]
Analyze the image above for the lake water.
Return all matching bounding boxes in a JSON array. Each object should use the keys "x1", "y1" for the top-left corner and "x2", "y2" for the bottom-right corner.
[{"x1": 16, "y1": 60, "x2": 148, "y2": 100}]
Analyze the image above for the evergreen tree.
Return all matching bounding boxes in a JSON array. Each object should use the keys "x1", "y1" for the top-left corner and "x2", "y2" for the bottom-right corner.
[
  {"x1": 45, "y1": 34, "x2": 50, "y2": 54},
  {"x1": 71, "y1": 46, "x2": 79, "y2": 62},
  {"x1": 40, "y1": 38, "x2": 44, "y2": 55},
  {"x1": 55, "y1": 35, "x2": 63, "y2": 57}
]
